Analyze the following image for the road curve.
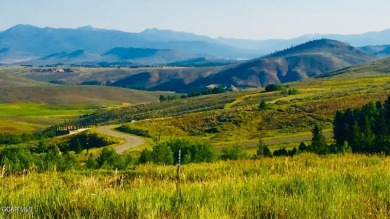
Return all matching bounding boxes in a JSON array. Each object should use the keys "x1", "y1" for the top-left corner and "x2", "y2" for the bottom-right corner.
[{"x1": 95, "y1": 125, "x2": 146, "y2": 154}]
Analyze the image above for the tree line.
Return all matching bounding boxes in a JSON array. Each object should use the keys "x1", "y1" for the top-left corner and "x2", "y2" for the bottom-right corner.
[
  {"x1": 258, "y1": 96, "x2": 390, "y2": 156},
  {"x1": 333, "y1": 97, "x2": 390, "y2": 154}
]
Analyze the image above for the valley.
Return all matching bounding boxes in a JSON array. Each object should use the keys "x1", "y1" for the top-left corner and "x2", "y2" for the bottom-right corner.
[{"x1": 1, "y1": 28, "x2": 390, "y2": 218}]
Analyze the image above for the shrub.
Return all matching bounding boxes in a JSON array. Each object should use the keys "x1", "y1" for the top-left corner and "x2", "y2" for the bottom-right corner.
[
  {"x1": 259, "y1": 100, "x2": 268, "y2": 111},
  {"x1": 151, "y1": 139, "x2": 217, "y2": 164},
  {"x1": 221, "y1": 145, "x2": 248, "y2": 160},
  {"x1": 256, "y1": 140, "x2": 271, "y2": 157},
  {"x1": 97, "y1": 147, "x2": 127, "y2": 170},
  {"x1": 273, "y1": 148, "x2": 288, "y2": 156},
  {"x1": 138, "y1": 149, "x2": 153, "y2": 164},
  {"x1": 67, "y1": 131, "x2": 119, "y2": 153},
  {"x1": 85, "y1": 154, "x2": 99, "y2": 169},
  {"x1": 265, "y1": 84, "x2": 282, "y2": 92},
  {"x1": 152, "y1": 144, "x2": 174, "y2": 165},
  {"x1": 116, "y1": 125, "x2": 151, "y2": 137},
  {"x1": 0, "y1": 148, "x2": 37, "y2": 172}
]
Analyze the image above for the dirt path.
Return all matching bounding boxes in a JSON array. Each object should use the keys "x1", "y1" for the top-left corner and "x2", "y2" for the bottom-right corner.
[{"x1": 95, "y1": 125, "x2": 145, "y2": 154}]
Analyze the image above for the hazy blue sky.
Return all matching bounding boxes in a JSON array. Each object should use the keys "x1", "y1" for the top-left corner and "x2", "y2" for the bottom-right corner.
[{"x1": 1, "y1": 0, "x2": 389, "y2": 40}]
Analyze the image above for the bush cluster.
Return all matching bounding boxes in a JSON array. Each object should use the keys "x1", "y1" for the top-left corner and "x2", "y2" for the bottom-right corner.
[{"x1": 139, "y1": 139, "x2": 217, "y2": 164}]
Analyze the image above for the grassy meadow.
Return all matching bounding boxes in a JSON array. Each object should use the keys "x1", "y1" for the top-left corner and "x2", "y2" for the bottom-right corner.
[
  {"x1": 0, "y1": 103, "x2": 98, "y2": 133},
  {"x1": 117, "y1": 68, "x2": 390, "y2": 151},
  {"x1": 1, "y1": 59, "x2": 390, "y2": 218},
  {"x1": 1, "y1": 153, "x2": 390, "y2": 218}
]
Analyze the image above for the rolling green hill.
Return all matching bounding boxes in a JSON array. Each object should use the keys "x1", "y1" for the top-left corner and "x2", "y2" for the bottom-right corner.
[
  {"x1": 69, "y1": 57, "x2": 390, "y2": 149},
  {"x1": 0, "y1": 67, "x2": 165, "y2": 104},
  {"x1": 0, "y1": 86, "x2": 162, "y2": 105},
  {"x1": 188, "y1": 39, "x2": 376, "y2": 90},
  {"x1": 0, "y1": 67, "x2": 168, "y2": 133}
]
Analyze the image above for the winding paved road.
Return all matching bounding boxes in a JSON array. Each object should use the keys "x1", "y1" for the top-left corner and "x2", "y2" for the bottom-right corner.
[{"x1": 95, "y1": 125, "x2": 145, "y2": 154}]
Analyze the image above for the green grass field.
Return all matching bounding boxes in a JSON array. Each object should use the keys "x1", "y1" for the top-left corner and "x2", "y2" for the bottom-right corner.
[
  {"x1": 0, "y1": 103, "x2": 98, "y2": 133},
  {"x1": 1, "y1": 59, "x2": 390, "y2": 218},
  {"x1": 1, "y1": 153, "x2": 389, "y2": 218}
]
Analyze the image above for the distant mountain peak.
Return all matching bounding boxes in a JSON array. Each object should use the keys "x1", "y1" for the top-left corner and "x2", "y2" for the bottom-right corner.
[
  {"x1": 77, "y1": 25, "x2": 95, "y2": 30},
  {"x1": 4, "y1": 24, "x2": 38, "y2": 32},
  {"x1": 264, "y1": 38, "x2": 359, "y2": 58}
]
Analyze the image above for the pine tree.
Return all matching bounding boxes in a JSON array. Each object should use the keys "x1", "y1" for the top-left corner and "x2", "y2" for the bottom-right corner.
[
  {"x1": 333, "y1": 110, "x2": 345, "y2": 146},
  {"x1": 311, "y1": 125, "x2": 328, "y2": 155},
  {"x1": 75, "y1": 138, "x2": 83, "y2": 154}
]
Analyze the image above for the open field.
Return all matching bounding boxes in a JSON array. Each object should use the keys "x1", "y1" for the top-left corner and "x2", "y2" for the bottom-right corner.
[
  {"x1": 0, "y1": 67, "x2": 171, "y2": 133},
  {"x1": 1, "y1": 153, "x2": 390, "y2": 218},
  {"x1": 0, "y1": 103, "x2": 98, "y2": 133}
]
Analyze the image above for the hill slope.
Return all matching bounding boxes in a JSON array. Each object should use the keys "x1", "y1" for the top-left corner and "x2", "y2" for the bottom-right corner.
[
  {"x1": 68, "y1": 57, "x2": 390, "y2": 149},
  {"x1": 318, "y1": 56, "x2": 390, "y2": 78},
  {"x1": 360, "y1": 45, "x2": 390, "y2": 57},
  {"x1": 0, "y1": 86, "x2": 162, "y2": 104},
  {"x1": 187, "y1": 39, "x2": 376, "y2": 89},
  {"x1": 108, "y1": 67, "x2": 223, "y2": 91},
  {"x1": 0, "y1": 68, "x2": 163, "y2": 104}
]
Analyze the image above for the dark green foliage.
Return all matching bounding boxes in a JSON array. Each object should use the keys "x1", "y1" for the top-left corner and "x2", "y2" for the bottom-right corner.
[
  {"x1": 159, "y1": 95, "x2": 166, "y2": 102},
  {"x1": 281, "y1": 88, "x2": 299, "y2": 95},
  {"x1": 265, "y1": 84, "x2": 282, "y2": 92},
  {"x1": 75, "y1": 138, "x2": 83, "y2": 154},
  {"x1": 299, "y1": 142, "x2": 307, "y2": 152},
  {"x1": 116, "y1": 125, "x2": 151, "y2": 137},
  {"x1": 259, "y1": 100, "x2": 268, "y2": 111},
  {"x1": 65, "y1": 132, "x2": 117, "y2": 153},
  {"x1": 151, "y1": 144, "x2": 174, "y2": 165},
  {"x1": 311, "y1": 125, "x2": 328, "y2": 155},
  {"x1": 86, "y1": 154, "x2": 99, "y2": 169},
  {"x1": 61, "y1": 153, "x2": 80, "y2": 171},
  {"x1": 332, "y1": 96, "x2": 390, "y2": 154},
  {"x1": 140, "y1": 139, "x2": 217, "y2": 165},
  {"x1": 333, "y1": 111, "x2": 345, "y2": 146},
  {"x1": 41, "y1": 147, "x2": 63, "y2": 171},
  {"x1": 185, "y1": 87, "x2": 227, "y2": 98},
  {"x1": 159, "y1": 94, "x2": 179, "y2": 102},
  {"x1": 339, "y1": 141, "x2": 352, "y2": 154},
  {"x1": 221, "y1": 145, "x2": 248, "y2": 160},
  {"x1": 138, "y1": 149, "x2": 153, "y2": 164},
  {"x1": 166, "y1": 139, "x2": 217, "y2": 164},
  {"x1": 289, "y1": 147, "x2": 300, "y2": 156},
  {"x1": 256, "y1": 140, "x2": 271, "y2": 157},
  {"x1": 33, "y1": 140, "x2": 50, "y2": 153},
  {"x1": 273, "y1": 148, "x2": 288, "y2": 156},
  {"x1": 96, "y1": 147, "x2": 128, "y2": 170}
]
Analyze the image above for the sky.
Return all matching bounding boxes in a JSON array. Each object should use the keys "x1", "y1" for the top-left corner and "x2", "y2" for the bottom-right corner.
[{"x1": 1, "y1": 0, "x2": 390, "y2": 40}]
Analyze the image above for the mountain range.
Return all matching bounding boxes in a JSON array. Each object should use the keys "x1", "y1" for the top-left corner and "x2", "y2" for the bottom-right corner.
[
  {"x1": 108, "y1": 39, "x2": 375, "y2": 91},
  {"x1": 1, "y1": 25, "x2": 390, "y2": 65},
  {"x1": 0, "y1": 24, "x2": 258, "y2": 65}
]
